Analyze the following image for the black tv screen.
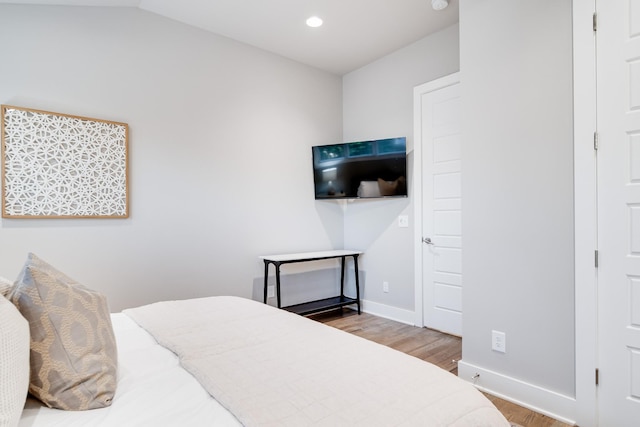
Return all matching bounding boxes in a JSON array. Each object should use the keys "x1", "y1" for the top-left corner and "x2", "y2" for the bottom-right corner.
[{"x1": 312, "y1": 137, "x2": 407, "y2": 199}]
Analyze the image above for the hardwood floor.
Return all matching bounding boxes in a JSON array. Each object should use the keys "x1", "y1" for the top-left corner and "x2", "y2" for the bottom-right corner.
[{"x1": 309, "y1": 309, "x2": 572, "y2": 427}]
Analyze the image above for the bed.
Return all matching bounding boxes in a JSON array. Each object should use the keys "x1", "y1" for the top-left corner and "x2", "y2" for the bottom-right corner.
[{"x1": 2, "y1": 254, "x2": 510, "y2": 427}]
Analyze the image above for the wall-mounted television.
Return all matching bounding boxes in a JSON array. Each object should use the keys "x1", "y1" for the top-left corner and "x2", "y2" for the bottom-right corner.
[{"x1": 312, "y1": 137, "x2": 407, "y2": 200}]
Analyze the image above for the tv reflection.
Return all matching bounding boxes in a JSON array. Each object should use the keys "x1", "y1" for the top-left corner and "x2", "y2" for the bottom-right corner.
[{"x1": 313, "y1": 137, "x2": 408, "y2": 199}]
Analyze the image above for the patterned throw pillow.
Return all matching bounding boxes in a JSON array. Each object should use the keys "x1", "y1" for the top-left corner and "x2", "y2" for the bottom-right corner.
[
  {"x1": 8, "y1": 253, "x2": 117, "y2": 411},
  {"x1": 0, "y1": 294, "x2": 30, "y2": 427}
]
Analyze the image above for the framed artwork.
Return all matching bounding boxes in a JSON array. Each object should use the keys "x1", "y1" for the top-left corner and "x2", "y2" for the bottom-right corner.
[{"x1": 1, "y1": 105, "x2": 129, "y2": 218}]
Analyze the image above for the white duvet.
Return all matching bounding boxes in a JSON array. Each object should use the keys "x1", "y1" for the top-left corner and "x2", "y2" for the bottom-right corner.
[{"x1": 124, "y1": 296, "x2": 510, "y2": 427}]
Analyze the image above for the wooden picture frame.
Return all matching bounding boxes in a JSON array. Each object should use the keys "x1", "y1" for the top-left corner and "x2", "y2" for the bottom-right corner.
[{"x1": 1, "y1": 105, "x2": 129, "y2": 218}]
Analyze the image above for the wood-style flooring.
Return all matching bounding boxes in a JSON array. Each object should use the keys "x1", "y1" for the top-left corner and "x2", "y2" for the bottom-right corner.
[{"x1": 309, "y1": 309, "x2": 573, "y2": 427}]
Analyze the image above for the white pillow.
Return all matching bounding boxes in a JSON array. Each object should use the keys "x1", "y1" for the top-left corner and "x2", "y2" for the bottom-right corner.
[
  {"x1": 0, "y1": 294, "x2": 30, "y2": 427},
  {"x1": 357, "y1": 180, "x2": 381, "y2": 198}
]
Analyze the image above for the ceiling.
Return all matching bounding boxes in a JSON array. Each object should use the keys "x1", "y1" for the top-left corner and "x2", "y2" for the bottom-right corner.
[{"x1": 0, "y1": 0, "x2": 459, "y2": 75}]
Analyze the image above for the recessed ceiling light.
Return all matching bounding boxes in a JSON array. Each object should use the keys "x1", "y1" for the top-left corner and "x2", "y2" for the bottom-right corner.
[
  {"x1": 431, "y1": 0, "x2": 449, "y2": 10},
  {"x1": 306, "y1": 16, "x2": 323, "y2": 28}
]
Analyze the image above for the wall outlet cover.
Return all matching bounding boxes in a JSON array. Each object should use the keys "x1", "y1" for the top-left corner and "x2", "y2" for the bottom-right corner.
[{"x1": 491, "y1": 330, "x2": 506, "y2": 353}]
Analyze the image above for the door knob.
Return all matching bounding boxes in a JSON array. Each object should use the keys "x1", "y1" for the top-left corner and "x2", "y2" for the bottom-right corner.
[{"x1": 422, "y1": 237, "x2": 434, "y2": 245}]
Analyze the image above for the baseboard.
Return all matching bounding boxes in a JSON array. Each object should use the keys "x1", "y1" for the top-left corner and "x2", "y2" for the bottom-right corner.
[
  {"x1": 348, "y1": 303, "x2": 578, "y2": 425},
  {"x1": 458, "y1": 361, "x2": 577, "y2": 426},
  {"x1": 355, "y1": 299, "x2": 415, "y2": 325}
]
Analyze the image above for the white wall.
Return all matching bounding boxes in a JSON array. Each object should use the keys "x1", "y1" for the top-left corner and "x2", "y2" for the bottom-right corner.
[
  {"x1": 459, "y1": 0, "x2": 575, "y2": 407},
  {"x1": 342, "y1": 25, "x2": 460, "y2": 317},
  {"x1": 0, "y1": 5, "x2": 344, "y2": 311}
]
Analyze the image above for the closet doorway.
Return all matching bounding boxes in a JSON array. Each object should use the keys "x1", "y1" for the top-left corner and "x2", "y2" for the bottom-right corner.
[{"x1": 413, "y1": 72, "x2": 462, "y2": 336}]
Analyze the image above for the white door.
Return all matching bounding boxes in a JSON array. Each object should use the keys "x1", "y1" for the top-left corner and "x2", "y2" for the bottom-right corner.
[
  {"x1": 597, "y1": 1, "x2": 640, "y2": 425},
  {"x1": 415, "y1": 74, "x2": 462, "y2": 336}
]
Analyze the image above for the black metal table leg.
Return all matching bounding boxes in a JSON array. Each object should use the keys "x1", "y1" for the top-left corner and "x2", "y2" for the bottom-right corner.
[
  {"x1": 263, "y1": 260, "x2": 269, "y2": 303},
  {"x1": 353, "y1": 254, "x2": 361, "y2": 314},
  {"x1": 275, "y1": 261, "x2": 282, "y2": 308},
  {"x1": 340, "y1": 256, "x2": 346, "y2": 298}
]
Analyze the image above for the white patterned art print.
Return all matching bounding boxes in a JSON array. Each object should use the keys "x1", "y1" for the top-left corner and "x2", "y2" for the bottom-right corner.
[{"x1": 1, "y1": 105, "x2": 129, "y2": 218}]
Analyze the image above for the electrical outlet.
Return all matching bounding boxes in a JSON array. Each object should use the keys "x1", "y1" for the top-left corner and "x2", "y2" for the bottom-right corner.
[
  {"x1": 398, "y1": 215, "x2": 409, "y2": 228},
  {"x1": 383, "y1": 281, "x2": 389, "y2": 293},
  {"x1": 267, "y1": 286, "x2": 275, "y2": 298},
  {"x1": 492, "y1": 330, "x2": 506, "y2": 353}
]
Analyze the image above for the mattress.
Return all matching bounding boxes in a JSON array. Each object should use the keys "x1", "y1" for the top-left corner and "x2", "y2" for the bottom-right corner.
[{"x1": 18, "y1": 313, "x2": 242, "y2": 427}]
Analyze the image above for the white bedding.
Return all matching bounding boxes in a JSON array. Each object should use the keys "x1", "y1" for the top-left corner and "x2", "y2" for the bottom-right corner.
[
  {"x1": 18, "y1": 296, "x2": 509, "y2": 427},
  {"x1": 18, "y1": 313, "x2": 241, "y2": 427},
  {"x1": 125, "y1": 296, "x2": 510, "y2": 427}
]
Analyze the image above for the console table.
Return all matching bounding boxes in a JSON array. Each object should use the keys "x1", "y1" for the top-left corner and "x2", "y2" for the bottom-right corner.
[{"x1": 259, "y1": 250, "x2": 362, "y2": 316}]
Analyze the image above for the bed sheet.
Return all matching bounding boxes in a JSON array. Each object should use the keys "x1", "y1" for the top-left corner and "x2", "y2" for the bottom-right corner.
[{"x1": 18, "y1": 313, "x2": 242, "y2": 427}]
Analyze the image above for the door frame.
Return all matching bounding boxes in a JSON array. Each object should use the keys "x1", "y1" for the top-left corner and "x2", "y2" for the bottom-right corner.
[
  {"x1": 573, "y1": 0, "x2": 597, "y2": 425},
  {"x1": 413, "y1": 72, "x2": 460, "y2": 328}
]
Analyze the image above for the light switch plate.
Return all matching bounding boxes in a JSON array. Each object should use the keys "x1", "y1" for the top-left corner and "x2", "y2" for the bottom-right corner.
[{"x1": 398, "y1": 215, "x2": 409, "y2": 228}]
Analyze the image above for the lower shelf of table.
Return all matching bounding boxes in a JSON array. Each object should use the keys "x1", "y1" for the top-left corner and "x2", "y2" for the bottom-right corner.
[{"x1": 282, "y1": 296, "x2": 358, "y2": 316}]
